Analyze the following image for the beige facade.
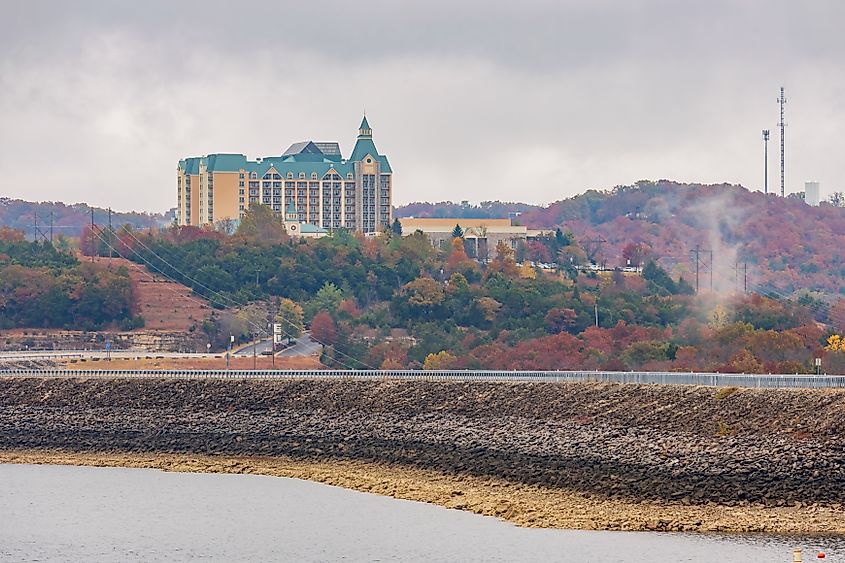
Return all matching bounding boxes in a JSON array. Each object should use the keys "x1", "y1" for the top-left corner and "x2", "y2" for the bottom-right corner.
[
  {"x1": 177, "y1": 117, "x2": 393, "y2": 233},
  {"x1": 399, "y1": 217, "x2": 544, "y2": 259}
]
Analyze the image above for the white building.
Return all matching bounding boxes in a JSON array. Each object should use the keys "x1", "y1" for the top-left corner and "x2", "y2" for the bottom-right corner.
[{"x1": 804, "y1": 181, "x2": 820, "y2": 206}]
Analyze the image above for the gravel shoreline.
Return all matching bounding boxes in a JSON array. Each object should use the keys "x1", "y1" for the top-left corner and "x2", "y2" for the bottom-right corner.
[{"x1": 1, "y1": 377, "x2": 844, "y2": 533}]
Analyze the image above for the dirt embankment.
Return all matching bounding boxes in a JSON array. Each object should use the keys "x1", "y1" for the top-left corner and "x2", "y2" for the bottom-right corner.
[{"x1": 2, "y1": 378, "x2": 844, "y2": 533}]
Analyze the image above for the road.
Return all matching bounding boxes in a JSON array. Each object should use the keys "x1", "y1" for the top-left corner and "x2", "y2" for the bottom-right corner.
[
  {"x1": 279, "y1": 334, "x2": 321, "y2": 357},
  {"x1": 233, "y1": 334, "x2": 320, "y2": 358}
]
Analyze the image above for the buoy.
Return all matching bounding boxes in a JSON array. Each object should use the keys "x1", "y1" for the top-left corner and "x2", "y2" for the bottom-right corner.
[{"x1": 817, "y1": 552, "x2": 825, "y2": 559}]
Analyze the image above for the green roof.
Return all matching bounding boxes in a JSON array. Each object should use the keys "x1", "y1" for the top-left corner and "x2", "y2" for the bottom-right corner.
[
  {"x1": 206, "y1": 153, "x2": 248, "y2": 172},
  {"x1": 349, "y1": 137, "x2": 392, "y2": 173},
  {"x1": 179, "y1": 116, "x2": 391, "y2": 178},
  {"x1": 300, "y1": 223, "x2": 328, "y2": 234}
]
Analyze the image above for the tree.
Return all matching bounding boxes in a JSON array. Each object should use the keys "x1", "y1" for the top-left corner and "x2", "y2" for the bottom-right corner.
[
  {"x1": 474, "y1": 297, "x2": 502, "y2": 322},
  {"x1": 311, "y1": 310, "x2": 337, "y2": 346},
  {"x1": 488, "y1": 241, "x2": 518, "y2": 277},
  {"x1": 446, "y1": 237, "x2": 476, "y2": 276},
  {"x1": 276, "y1": 298, "x2": 304, "y2": 343},
  {"x1": 518, "y1": 261, "x2": 537, "y2": 279},
  {"x1": 306, "y1": 282, "x2": 344, "y2": 319},
  {"x1": 828, "y1": 192, "x2": 845, "y2": 207},
  {"x1": 826, "y1": 334, "x2": 845, "y2": 352},
  {"x1": 235, "y1": 204, "x2": 288, "y2": 245},
  {"x1": 621, "y1": 242, "x2": 651, "y2": 268},
  {"x1": 451, "y1": 224, "x2": 464, "y2": 239},
  {"x1": 544, "y1": 307, "x2": 578, "y2": 334},
  {"x1": 423, "y1": 350, "x2": 458, "y2": 370},
  {"x1": 401, "y1": 277, "x2": 445, "y2": 308},
  {"x1": 391, "y1": 218, "x2": 403, "y2": 236}
]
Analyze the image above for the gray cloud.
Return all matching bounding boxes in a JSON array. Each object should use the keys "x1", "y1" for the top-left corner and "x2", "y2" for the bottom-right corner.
[{"x1": 1, "y1": 1, "x2": 843, "y2": 211}]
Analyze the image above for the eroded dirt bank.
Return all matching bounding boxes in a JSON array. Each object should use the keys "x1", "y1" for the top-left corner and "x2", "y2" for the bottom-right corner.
[{"x1": 2, "y1": 378, "x2": 844, "y2": 533}]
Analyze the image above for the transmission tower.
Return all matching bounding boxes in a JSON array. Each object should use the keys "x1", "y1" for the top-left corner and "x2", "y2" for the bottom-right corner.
[{"x1": 778, "y1": 87, "x2": 787, "y2": 197}]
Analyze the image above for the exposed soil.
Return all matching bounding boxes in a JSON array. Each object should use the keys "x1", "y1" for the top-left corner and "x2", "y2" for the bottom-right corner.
[{"x1": 90, "y1": 256, "x2": 211, "y2": 331}]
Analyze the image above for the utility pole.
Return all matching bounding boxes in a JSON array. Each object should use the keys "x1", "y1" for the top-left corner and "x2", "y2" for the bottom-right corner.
[
  {"x1": 762, "y1": 129, "x2": 770, "y2": 194},
  {"x1": 33, "y1": 212, "x2": 38, "y2": 243},
  {"x1": 90, "y1": 208, "x2": 95, "y2": 262},
  {"x1": 594, "y1": 302, "x2": 599, "y2": 327},
  {"x1": 743, "y1": 262, "x2": 748, "y2": 294},
  {"x1": 778, "y1": 87, "x2": 787, "y2": 197},
  {"x1": 689, "y1": 245, "x2": 713, "y2": 294},
  {"x1": 49, "y1": 211, "x2": 54, "y2": 244},
  {"x1": 255, "y1": 266, "x2": 262, "y2": 289},
  {"x1": 691, "y1": 246, "x2": 700, "y2": 294},
  {"x1": 108, "y1": 207, "x2": 113, "y2": 258}
]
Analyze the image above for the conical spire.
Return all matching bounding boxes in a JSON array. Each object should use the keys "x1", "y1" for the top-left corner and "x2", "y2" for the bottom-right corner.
[{"x1": 358, "y1": 114, "x2": 372, "y2": 138}]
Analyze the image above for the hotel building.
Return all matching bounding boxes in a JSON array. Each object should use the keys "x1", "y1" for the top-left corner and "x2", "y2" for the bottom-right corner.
[{"x1": 177, "y1": 117, "x2": 393, "y2": 233}]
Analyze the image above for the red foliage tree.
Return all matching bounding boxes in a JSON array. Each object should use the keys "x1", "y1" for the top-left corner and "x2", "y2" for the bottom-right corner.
[{"x1": 311, "y1": 311, "x2": 337, "y2": 346}]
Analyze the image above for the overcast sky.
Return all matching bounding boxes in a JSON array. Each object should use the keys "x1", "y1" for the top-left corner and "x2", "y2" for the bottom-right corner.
[{"x1": 1, "y1": 1, "x2": 843, "y2": 212}]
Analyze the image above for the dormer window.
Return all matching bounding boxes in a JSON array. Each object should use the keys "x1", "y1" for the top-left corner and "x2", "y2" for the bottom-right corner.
[
  {"x1": 346, "y1": 173, "x2": 353, "y2": 180},
  {"x1": 287, "y1": 172, "x2": 293, "y2": 179},
  {"x1": 250, "y1": 172, "x2": 257, "y2": 179},
  {"x1": 299, "y1": 172, "x2": 306, "y2": 179},
  {"x1": 311, "y1": 172, "x2": 317, "y2": 180}
]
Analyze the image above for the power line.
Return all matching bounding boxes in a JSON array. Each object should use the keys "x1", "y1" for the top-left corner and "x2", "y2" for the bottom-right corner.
[
  {"x1": 89, "y1": 225, "x2": 340, "y2": 366},
  {"x1": 115, "y1": 226, "x2": 375, "y2": 370}
]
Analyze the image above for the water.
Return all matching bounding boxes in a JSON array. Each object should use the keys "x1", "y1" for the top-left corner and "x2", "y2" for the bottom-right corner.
[{"x1": 0, "y1": 464, "x2": 841, "y2": 562}]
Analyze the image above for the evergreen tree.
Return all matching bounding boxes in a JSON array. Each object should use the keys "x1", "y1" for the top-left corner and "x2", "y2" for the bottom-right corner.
[
  {"x1": 391, "y1": 218, "x2": 403, "y2": 236},
  {"x1": 451, "y1": 224, "x2": 463, "y2": 239}
]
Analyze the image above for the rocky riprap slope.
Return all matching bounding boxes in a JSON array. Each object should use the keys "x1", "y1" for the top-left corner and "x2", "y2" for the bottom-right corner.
[{"x1": 2, "y1": 378, "x2": 844, "y2": 508}]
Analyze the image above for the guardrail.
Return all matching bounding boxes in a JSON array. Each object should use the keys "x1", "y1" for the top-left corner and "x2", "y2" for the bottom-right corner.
[{"x1": 1, "y1": 369, "x2": 844, "y2": 389}]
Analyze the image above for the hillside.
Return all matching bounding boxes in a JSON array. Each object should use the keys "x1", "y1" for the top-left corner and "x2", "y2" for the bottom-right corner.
[
  {"x1": 398, "y1": 183, "x2": 845, "y2": 298},
  {"x1": 90, "y1": 256, "x2": 212, "y2": 332},
  {"x1": 517, "y1": 182, "x2": 845, "y2": 298},
  {"x1": 395, "y1": 201, "x2": 540, "y2": 219},
  {"x1": 0, "y1": 198, "x2": 170, "y2": 240}
]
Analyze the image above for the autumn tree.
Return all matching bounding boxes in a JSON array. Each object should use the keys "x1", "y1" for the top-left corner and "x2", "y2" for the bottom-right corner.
[
  {"x1": 488, "y1": 241, "x2": 518, "y2": 277},
  {"x1": 235, "y1": 204, "x2": 288, "y2": 245},
  {"x1": 276, "y1": 298, "x2": 304, "y2": 343},
  {"x1": 423, "y1": 350, "x2": 458, "y2": 370},
  {"x1": 311, "y1": 310, "x2": 337, "y2": 346},
  {"x1": 544, "y1": 307, "x2": 578, "y2": 334},
  {"x1": 621, "y1": 242, "x2": 651, "y2": 268},
  {"x1": 518, "y1": 261, "x2": 537, "y2": 279}
]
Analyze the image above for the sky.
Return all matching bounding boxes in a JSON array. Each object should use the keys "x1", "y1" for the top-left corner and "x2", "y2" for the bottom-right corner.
[{"x1": 1, "y1": 0, "x2": 843, "y2": 212}]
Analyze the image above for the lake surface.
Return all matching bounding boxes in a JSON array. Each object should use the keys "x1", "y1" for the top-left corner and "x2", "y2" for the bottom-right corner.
[{"x1": 0, "y1": 464, "x2": 842, "y2": 562}]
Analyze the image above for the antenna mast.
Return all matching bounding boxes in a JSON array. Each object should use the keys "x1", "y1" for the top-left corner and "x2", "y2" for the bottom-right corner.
[
  {"x1": 778, "y1": 87, "x2": 786, "y2": 197},
  {"x1": 762, "y1": 130, "x2": 770, "y2": 194}
]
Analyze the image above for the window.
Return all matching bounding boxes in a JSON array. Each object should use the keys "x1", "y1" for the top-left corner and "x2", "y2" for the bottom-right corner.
[
  {"x1": 239, "y1": 173, "x2": 244, "y2": 179},
  {"x1": 366, "y1": 158, "x2": 372, "y2": 163},
  {"x1": 311, "y1": 172, "x2": 318, "y2": 180},
  {"x1": 299, "y1": 172, "x2": 306, "y2": 179},
  {"x1": 250, "y1": 172, "x2": 257, "y2": 179},
  {"x1": 347, "y1": 173, "x2": 353, "y2": 180},
  {"x1": 287, "y1": 172, "x2": 293, "y2": 179}
]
